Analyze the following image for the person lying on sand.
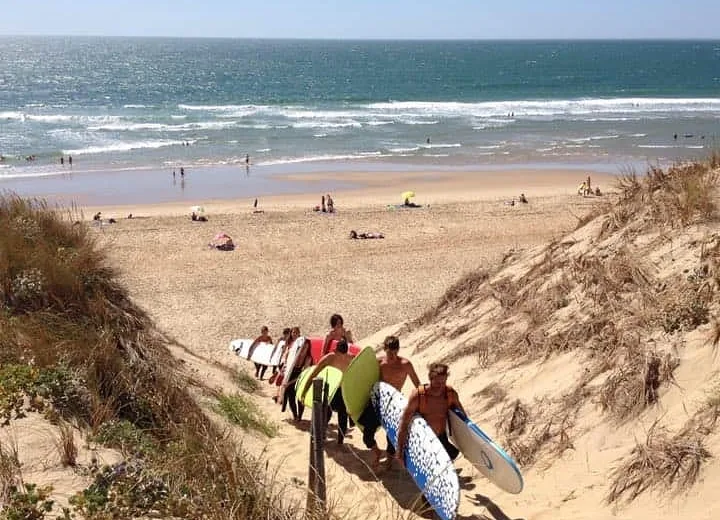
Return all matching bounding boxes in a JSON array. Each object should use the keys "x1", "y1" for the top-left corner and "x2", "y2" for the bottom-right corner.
[
  {"x1": 349, "y1": 230, "x2": 384, "y2": 239},
  {"x1": 403, "y1": 198, "x2": 421, "y2": 208},
  {"x1": 358, "y1": 336, "x2": 420, "y2": 470},
  {"x1": 299, "y1": 339, "x2": 353, "y2": 445}
]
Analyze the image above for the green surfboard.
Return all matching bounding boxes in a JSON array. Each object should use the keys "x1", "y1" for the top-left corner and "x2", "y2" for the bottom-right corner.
[
  {"x1": 341, "y1": 346, "x2": 380, "y2": 428},
  {"x1": 295, "y1": 365, "x2": 344, "y2": 409}
]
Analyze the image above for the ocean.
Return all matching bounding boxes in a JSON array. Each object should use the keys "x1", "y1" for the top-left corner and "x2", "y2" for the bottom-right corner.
[{"x1": 1, "y1": 37, "x2": 719, "y2": 201}]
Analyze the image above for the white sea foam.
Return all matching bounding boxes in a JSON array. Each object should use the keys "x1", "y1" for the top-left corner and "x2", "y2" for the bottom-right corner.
[
  {"x1": 388, "y1": 146, "x2": 420, "y2": 153},
  {"x1": 291, "y1": 121, "x2": 361, "y2": 129},
  {"x1": 420, "y1": 143, "x2": 461, "y2": 149},
  {"x1": 63, "y1": 139, "x2": 185, "y2": 155}
]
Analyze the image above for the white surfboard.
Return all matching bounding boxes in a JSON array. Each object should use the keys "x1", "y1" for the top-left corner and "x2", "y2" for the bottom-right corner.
[
  {"x1": 250, "y1": 340, "x2": 285, "y2": 367},
  {"x1": 282, "y1": 336, "x2": 307, "y2": 382},
  {"x1": 449, "y1": 409, "x2": 523, "y2": 494},
  {"x1": 229, "y1": 338, "x2": 254, "y2": 359}
]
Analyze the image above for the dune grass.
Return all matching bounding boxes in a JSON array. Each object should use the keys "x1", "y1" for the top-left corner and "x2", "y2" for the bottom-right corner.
[
  {"x1": 408, "y1": 156, "x2": 720, "y2": 495},
  {"x1": 0, "y1": 194, "x2": 300, "y2": 519}
]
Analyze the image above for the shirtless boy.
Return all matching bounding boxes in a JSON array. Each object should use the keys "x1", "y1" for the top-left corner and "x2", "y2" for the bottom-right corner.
[
  {"x1": 396, "y1": 362, "x2": 465, "y2": 463},
  {"x1": 359, "y1": 336, "x2": 420, "y2": 469},
  {"x1": 321, "y1": 313, "x2": 354, "y2": 357},
  {"x1": 249, "y1": 326, "x2": 272, "y2": 379},
  {"x1": 300, "y1": 339, "x2": 353, "y2": 444}
]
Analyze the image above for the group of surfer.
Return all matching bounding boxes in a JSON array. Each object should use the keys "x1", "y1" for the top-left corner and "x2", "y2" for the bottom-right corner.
[{"x1": 247, "y1": 313, "x2": 466, "y2": 470}]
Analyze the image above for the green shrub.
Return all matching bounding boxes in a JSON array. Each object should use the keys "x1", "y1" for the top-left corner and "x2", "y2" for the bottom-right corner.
[{"x1": 215, "y1": 393, "x2": 278, "y2": 437}]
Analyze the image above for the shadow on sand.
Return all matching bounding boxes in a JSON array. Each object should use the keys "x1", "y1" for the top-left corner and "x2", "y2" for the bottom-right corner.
[{"x1": 465, "y1": 493, "x2": 525, "y2": 520}]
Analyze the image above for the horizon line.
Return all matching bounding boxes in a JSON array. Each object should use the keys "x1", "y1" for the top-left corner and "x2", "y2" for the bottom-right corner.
[{"x1": 1, "y1": 34, "x2": 719, "y2": 42}]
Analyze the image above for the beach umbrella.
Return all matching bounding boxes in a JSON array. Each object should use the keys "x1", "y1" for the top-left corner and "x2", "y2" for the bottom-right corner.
[
  {"x1": 401, "y1": 191, "x2": 416, "y2": 201},
  {"x1": 190, "y1": 205, "x2": 205, "y2": 213}
]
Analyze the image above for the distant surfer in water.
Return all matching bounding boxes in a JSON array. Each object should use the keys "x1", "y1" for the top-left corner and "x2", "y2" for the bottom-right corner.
[
  {"x1": 299, "y1": 338, "x2": 354, "y2": 444},
  {"x1": 359, "y1": 336, "x2": 420, "y2": 470},
  {"x1": 396, "y1": 362, "x2": 466, "y2": 463}
]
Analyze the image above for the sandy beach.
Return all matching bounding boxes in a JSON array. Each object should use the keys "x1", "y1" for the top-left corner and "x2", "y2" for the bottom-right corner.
[
  {"x1": 71, "y1": 167, "x2": 614, "y2": 519},
  {"x1": 89, "y1": 168, "x2": 614, "y2": 348}
]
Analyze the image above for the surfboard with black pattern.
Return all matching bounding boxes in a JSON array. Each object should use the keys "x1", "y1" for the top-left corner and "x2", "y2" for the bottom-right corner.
[{"x1": 371, "y1": 381, "x2": 460, "y2": 520}]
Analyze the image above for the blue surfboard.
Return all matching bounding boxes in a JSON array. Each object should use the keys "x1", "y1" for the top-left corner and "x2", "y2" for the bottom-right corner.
[
  {"x1": 449, "y1": 408, "x2": 523, "y2": 494},
  {"x1": 371, "y1": 382, "x2": 460, "y2": 520}
]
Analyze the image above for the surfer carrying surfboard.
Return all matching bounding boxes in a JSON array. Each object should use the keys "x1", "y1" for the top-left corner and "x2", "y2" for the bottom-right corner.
[
  {"x1": 396, "y1": 362, "x2": 466, "y2": 464},
  {"x1": 249, "y1": 326, "x2": 273, "y2": 379},
  {"x1": 299, "y1": 339, "x2": 353, "y2": 444},
  {"x1": 321, "y1": 313, "x2": 354, "y2": 357},
  {"x1": 358, "y1": 336, "x2": 421, "y2": 470}
]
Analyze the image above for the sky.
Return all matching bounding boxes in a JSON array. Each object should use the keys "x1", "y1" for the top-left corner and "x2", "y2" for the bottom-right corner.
[{"x1": 1, "y1": 0, "x2": 719, "y2": 39}]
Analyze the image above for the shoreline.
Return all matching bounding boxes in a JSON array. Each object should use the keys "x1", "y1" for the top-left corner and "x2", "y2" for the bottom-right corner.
[{"x1": 0, "y1": 160, "x2": 620, "y2": 216}]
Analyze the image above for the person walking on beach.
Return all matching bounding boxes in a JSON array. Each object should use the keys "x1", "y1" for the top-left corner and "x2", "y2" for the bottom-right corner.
[
  {"x1": 180, "y1": 167, "x2": 185, "y2": 178},
  {"x1": 68, "y1": 155, "x2": 73, "y2": 167},
  {"x1": 299, "y1": 338, "x2": 354, "y2": 444},
  {"x1": 396, "y1": 362, "x2": 466, "y2": 463},
  {"x1": 321, "y1": 313, "x2": 353, "y2": 357},
  {"x1": 358, "y1": 336, "x2": 420, "y2": 470},
  {"x1": 245, "y1": 154, "x2": 250, "y2": 166},
  {"x1": 249, "y1": 326, "x2": 273, "y2": 379},
  {"x1": 60, "y1": 156, "x2": 64, "y2": 166},
  {"x1": 280, "y1": 328, "x2": 311, "y2": 421}
]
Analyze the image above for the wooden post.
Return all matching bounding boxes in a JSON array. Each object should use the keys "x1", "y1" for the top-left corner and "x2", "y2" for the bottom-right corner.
[{"x1": 306, "y1": 378, "x2": 326, "y2": 517}]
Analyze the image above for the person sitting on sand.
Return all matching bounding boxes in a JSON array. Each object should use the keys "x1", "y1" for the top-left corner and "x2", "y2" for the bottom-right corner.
[
  {"x1": 321, "y1": 313, "x2": 354, "y2": 357},
  {"x1": 299, "y1": 338, "x2": 354, "y2": 445},
  {"x1": 519, "y1": 193, "x2": 528, "y2": 204},
  {"x1": 350, "y1": 230, "x2": 385, "y2": 239},
  {"x1": 93, "y1": 212, "x2": 102, "y2": 221},
  {"x1": 358, "y1": 336, "x2": 420, "y2": 470},
  {"x1": 208, "y1": 232, "x2": 234, "y2": 251}
]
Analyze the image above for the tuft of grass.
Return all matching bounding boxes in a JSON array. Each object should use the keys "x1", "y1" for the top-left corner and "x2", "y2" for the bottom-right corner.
[
  {"x1": 235, "y1": 369, "x2": 260, "y2": 393},
  {"x1": 92, "y1": 419, "x2": 158, "y2": 457},
  {"x1": 413, "y1": 269, "x2": 490, "y2": 327},
  {"x1": 55, "y1": 421, "x2": 78, "y2": 467},
  {"x1": 473, "y1": 382, "x2": 508, "y2": 412},
  {"x1": 215, "y1": 393, "x2": 278, "y2": 437},
  {"x1": 597, "y1": 350, "x2": 679, "y2": 421},
  {"x1": 1, "y1": 439, "x2": 22, "y2": 507},
  {"x1": 606, "y1": 423, "x2": 710, "y2": 505}
]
